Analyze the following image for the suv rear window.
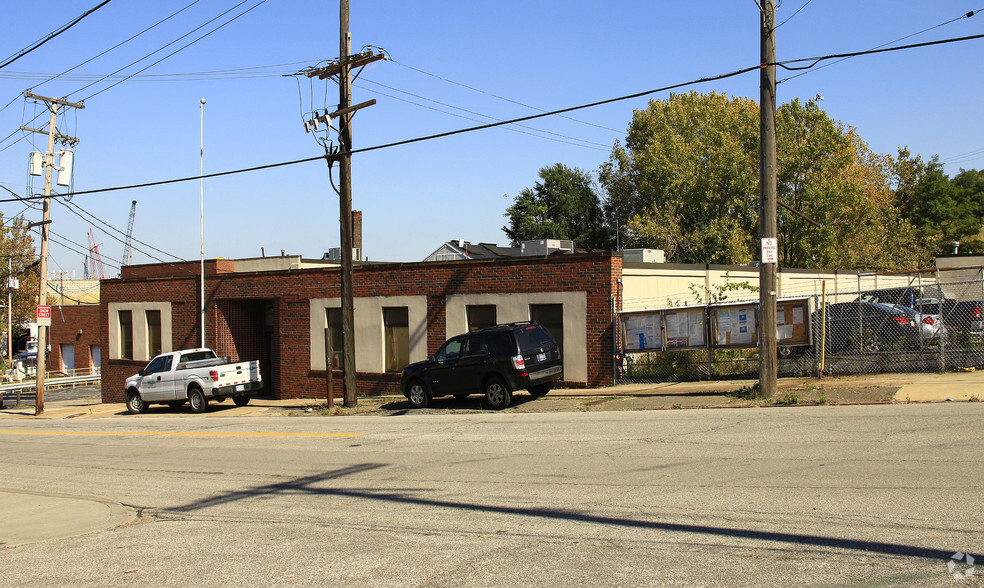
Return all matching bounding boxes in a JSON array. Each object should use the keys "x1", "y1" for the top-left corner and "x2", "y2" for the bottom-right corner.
[
  {"x1": 485, "y1": 332, "x2": 516, "y2": 356},
  {"x1": 515, "y1": 325, "x2": 554, "y2": 352}
]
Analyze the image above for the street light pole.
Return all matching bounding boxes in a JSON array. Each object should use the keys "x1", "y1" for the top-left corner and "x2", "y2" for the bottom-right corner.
[{"x1": 200, "y1": 98, "x2": 206, "y2": 349}]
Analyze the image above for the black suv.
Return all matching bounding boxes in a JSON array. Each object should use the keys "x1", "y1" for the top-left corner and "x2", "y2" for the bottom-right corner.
[{"x1": 401, "y1": 322, "x2": 563, "y2": 410}]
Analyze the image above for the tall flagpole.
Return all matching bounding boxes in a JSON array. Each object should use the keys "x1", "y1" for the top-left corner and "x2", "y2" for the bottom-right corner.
[{"x1": 200, "y1": 98, "x2": 206, "y2": 349}]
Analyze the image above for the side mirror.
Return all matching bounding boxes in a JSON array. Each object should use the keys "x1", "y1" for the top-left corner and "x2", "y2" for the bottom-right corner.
[{"x1": 138, "y1": 369, "x2": 146, "y2": 377}]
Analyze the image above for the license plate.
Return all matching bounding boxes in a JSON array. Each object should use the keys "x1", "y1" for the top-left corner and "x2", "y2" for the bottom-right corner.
[
  {"x1": 235, "y1": 384, "x2": 245, "y2": 392},
  {"x1": 536, "y1": 353, "x2": 546, "y2": 362}
]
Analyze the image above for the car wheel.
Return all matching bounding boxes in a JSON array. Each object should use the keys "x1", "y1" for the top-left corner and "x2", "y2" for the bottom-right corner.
[
  {"x1": 484, "y1": 376, "x2": 512, "y2": 410},
  {"x1": 778, "y1": 346, "x2": 794, "y2": 359},
  {"x1": 406, "y1": 379, "x2": 430, "y2": 408},
  {"x1": 528, "y1": 383, "x2": 551, "y2": 397},
  {"x1": 126, "y1": 391, "x2": 147, "y2": 414},
  {"x1": 233, "y1": 395, "x2": 250, "y2": 407},
  {"x1": 188, "y1": 388, "x2": 207, "y2": 413}
]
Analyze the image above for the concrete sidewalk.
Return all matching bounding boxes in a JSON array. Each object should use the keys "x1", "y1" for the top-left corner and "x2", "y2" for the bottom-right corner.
[{"x1": 1, "y1": 370, "x2": 980, "y2": 420}]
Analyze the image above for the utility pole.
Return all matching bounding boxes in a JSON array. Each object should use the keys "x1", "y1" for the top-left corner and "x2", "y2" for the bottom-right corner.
[
  {"x1": 300, "y1": 0, "x2": 383, "y2": 408},
  {"x1": 758, "y1": 0, "x2": 778, "y2": 398},
  {"x1": 19, "y1": 92, "x2": 83, "y2": 415},
  {"x1": 337, "y1": 0, "x2": 356, "y2": 408}
]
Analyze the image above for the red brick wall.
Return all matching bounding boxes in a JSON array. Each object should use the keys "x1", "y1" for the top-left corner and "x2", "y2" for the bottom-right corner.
[
  {"x1": 99, "y1": 253, "x2": 620, "y2": 401},
  {"x1": 48, "y1": 305, "x2": 102, "y2": 374}
]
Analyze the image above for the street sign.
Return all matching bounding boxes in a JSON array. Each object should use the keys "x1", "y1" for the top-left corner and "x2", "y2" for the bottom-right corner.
[
  {"x1": 37, "y1": 305, "x2": 51, "y2": 327},
  {"x1": 761, "y1": 237, "x2": 778, "y2": 265}
]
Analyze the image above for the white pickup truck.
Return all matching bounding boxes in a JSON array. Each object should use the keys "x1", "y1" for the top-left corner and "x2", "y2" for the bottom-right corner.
[{"x1": 124, "y1": 348, "x2": 262, "y2": 414}]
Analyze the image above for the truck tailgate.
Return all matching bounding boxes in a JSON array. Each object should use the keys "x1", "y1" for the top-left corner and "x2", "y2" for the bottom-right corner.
[{"x1": 214, "y1": 362, "x2": 261, "y2": 387}]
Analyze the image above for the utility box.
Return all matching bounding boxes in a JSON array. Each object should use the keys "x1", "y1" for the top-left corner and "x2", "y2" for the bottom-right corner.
[
  {"x1": 57, "y1": 150, "x2": 73, "y2": 186},
  {"x1": 326, "y1": 247, "x2": 361, "y2": 261},
  {"x1": 29, "y1": 151, "x2": 44, "y2": 176},
  {"x1": 623, "y1": 248, "x2": 666, "y2": 263},
  {"x1": 520, "y1": 239, "x2": 574, "y2": 257}
]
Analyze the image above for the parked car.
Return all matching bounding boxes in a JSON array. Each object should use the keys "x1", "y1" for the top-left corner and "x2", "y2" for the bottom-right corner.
[
  {"x1": 860, "y1": 286, "x2": 952, "y2": 308},
  {"x1": 914, "y1": 298, "x2": 983, "y2": 338},
  {"x1": 125, "y1": 348, "x2": 263, "y2": 414},
  {"x1": 817, "y1": 301, "x2": 923, "y2": 352},
  {"x1": 401, "y1": 322, "x2": 563, "y2": 410}
]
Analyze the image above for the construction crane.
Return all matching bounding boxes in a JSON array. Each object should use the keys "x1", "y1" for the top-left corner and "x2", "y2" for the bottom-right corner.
[
  {"x1": 121, "y1": 200, "x2": 136, "y2": 266},
  {"x1": 85, "y1": 229, "x2": 105, "y2": 280}
]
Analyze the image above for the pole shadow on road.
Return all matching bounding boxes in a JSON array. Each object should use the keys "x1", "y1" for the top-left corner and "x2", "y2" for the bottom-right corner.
[{"x1": 160, "y1": 462, "x2": 974, "y2": 563}]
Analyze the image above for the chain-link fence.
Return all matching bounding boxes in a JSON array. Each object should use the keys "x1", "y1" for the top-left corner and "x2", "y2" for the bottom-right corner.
[{"x1": 617, "y1": 277, "x2": 984, "y2": 384}]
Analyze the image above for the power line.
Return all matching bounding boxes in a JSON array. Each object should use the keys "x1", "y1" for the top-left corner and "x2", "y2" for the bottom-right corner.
[
  {"x1": 775, "y1": 0, "x2": 813, "y2": 29},
  {"x1": 0, "y1": 0, "x2": 204, "y2": 118},
  {"x1": 0, "y1": 1, "x2": 112, "y2": 70},
  {"x1": 57, "y1": 198, "x2": 185, "y2": 263},
  {"x1": 389, "y1": 58, "x2": 624, "y2": 134},
  {"x1": 779, "y1": 8, "x2": 980, "y2": 83},
  {"x1": 0, "y1": 61, "x2": 314, "y2": 82},
  {"x1": 355, "y1": 79, "x2": 610, "y2": 151},
  {"x1": 77, "y1": 0, "x2": 270, "y2": 102},
  {"x1": 2, "y1": 31, "x2": 982, "y2": 202}
]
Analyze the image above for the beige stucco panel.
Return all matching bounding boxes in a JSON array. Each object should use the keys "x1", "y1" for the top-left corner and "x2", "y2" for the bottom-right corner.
[
  {"x1": 309, "y1": 296, "x2": 427, "y2": 372},
  {"x1": 622, "y1": 264, "x2": 941, "y2": 310},
  {"x1": 445, "y1": 292, "x2": 588, "y2": 383},
  {"x1": 106, "y1": 302, "x2": 173, "y2": 361}
]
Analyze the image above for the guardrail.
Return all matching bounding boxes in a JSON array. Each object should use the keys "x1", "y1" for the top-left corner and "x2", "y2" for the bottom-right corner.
[{"x1": 1, "y1": 372, "x2": 101, "y2": 394}]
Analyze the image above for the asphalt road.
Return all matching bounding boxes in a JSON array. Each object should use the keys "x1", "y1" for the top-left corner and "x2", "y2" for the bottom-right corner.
[{"x1": 1, "y1": 403, "x2": 982, "y2": 587}]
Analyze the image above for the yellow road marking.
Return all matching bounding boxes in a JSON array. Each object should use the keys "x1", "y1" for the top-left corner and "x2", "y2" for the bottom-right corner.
[{"x1": 0, "y1": 430, "x2": 359, "y2": 438}]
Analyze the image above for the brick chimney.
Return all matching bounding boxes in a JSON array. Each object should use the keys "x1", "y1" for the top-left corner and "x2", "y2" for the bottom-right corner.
[{"x1": 352, "y1": 210, "x2": 363, "y2": 259}]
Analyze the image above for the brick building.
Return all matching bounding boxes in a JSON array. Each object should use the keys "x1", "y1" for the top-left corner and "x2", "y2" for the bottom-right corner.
[
  {"x1": 97, "y1": 252, "x2": 622, "y2": 403},
  {"x1": 47, "y1": 304, "x2": 102, "y2": 375}
]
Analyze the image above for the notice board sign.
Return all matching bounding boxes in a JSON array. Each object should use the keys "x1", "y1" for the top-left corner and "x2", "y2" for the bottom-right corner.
[
  {"x1": 777, "y1": 298, "x2": 810, "y2": 345},
  {"x1": 622, "y1": 312, "x2": 662, "y2": 351},
  {"x1": 712, "y1": 304, "x2": 757, "y2": 347},
  {"x1": 663, "y1": 308, "x2": 706, "y2": 348}
]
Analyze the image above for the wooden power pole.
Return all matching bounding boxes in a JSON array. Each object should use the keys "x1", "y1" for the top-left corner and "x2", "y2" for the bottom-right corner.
[
  {"x1": 758, "y1": 0, "x2": 778, "y2": 398},
  {"x1": 20, "y1": 92, "x2": 83, "y2": 415},
  {"x1": 301, "y1": 0, "x2": 382, "y2": 408},
  {"x1": 337, "y1": 0, "x2": 357, "y2": 408}
]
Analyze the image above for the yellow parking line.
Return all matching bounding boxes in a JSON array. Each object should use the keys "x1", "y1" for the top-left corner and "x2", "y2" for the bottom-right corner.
[{"x1": 0, "y1": 430, "x2": 359, "y2": 438}]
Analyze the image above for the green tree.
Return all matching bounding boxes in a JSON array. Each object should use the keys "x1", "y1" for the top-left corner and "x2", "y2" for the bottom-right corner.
[
  {"x1": 776, "y1": 99, "x2": 922, "y2": 270},
  {"x1": 600, "y1": 91, "x2": 923, "y2": 270},
  {"x1": 600, "y1": 91, "x2": 760, "y2": 264},
  {"x1": 900, "y1": 162, "x2": 984, "y2": 255},
  {"x1": 503, "y1": 163, "x2": 609, "y2": 250},
  {"x1": 0, "y1": 214, "x2": 39, "y2": 355}
]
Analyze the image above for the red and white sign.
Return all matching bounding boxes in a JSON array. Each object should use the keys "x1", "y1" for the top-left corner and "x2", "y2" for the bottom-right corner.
[
  {"x1": 761, "y1": 237, "x2": 779, "y2": 265},
  {"x1": 36, "y1": 305, "x2": 51, "y2": 327}
]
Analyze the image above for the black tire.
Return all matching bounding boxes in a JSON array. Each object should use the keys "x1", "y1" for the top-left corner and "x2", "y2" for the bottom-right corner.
[
  {"x1": 484, "y1": 376, "x2": 512, "y2": 410},
  {"x1": 778, "y1": 346, "x2": 794, "y2": 359},
  {"x1": 406, "y1": 379, "x2": 430, "y2": 408},
  {"x1": 233, "y1": 395, "x2": 250, "y2": 407},
  {"x1": 188, "y1": 388, "x2": 207, "y2": 413},
  {"x1": 528, "y1": 383, "x2": 551, "y2": 398},
  {"x1": 126, "y1": 391, "x2": 147, "y2": 414}
]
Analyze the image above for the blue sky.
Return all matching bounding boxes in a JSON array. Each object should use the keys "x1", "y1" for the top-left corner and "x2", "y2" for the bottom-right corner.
[{"x1": 0, "y1": 1, "x2": 982, "y2": 274}]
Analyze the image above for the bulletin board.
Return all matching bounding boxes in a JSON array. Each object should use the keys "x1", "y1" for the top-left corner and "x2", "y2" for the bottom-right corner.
[
  {"x1": 663, "y1": 308, "x2": 706, "y2": 349},
  {"x1": 622, "y1": 311, "x2": 663, "y2": 351},
  {"x1": 777, "y1": 298, "x2": 810, "y2": 345},
  {"x1": 712, "y1": 304, "x2": 758, "y2": 347}
]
